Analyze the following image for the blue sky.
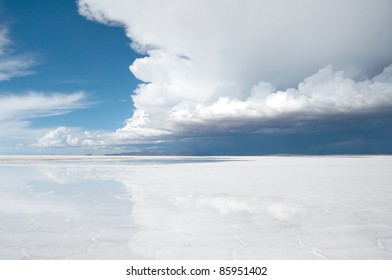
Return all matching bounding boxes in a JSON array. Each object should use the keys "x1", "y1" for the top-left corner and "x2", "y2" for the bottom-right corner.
[
  {"x1": 1, "y1": 0, "x2": 392, "y2": 155},
  {"x1": 0, "y1": 0, "x2": 139, "y2": 130}
]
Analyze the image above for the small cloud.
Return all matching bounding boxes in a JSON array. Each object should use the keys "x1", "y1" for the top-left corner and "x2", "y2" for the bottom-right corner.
[
  {"x1": 35, "y1": 126, "x2": 110, "y2": 148},
  {"x1": 35, "y1": 127, "x2": 81, "y2": 148},
  {"x1": 0, "y1": 27, "x2": 11, "y2": 55},
  {"x1": 0, "y1": 91, "x2": 87, "y2": 121},
  {"x1": 0, "y1": 27, "x2": 35, "y2": 81}
]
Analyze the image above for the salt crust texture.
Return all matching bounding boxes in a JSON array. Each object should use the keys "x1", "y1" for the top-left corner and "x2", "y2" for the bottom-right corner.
[{"x1": 0, "y1": 156, "x2": 391, "y2": 259}]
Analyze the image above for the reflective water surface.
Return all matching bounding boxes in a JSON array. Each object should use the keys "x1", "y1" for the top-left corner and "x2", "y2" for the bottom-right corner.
[{"x1": 0, "y1": 156, "x2": 392, "y2": 259}]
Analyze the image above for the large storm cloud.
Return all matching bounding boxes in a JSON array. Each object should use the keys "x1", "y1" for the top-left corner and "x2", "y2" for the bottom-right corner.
[{"x1": 32, "y1": 0, "x2": 392, "y2": 154}]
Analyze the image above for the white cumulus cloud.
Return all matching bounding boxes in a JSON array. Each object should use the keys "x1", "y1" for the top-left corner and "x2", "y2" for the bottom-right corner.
[
  {"x1": 77, "y1": 0, "x2": 392, "y2": 143},
  {"x1": 116, "y1": 64, "x2": 392, "y2": 139},
  {"x1": 35, "y1": 126, "x2": 108, "y2": 148}
]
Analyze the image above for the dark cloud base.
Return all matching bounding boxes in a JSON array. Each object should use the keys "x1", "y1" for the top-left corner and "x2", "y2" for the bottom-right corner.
[{"x1": 112, "y1": 113, "x2": 392, "y2": 156}]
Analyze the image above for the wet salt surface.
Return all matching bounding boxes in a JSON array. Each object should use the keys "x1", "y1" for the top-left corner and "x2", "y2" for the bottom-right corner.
[{"x1": 0, "y1": 156, "x2": 391, "y2": 259}]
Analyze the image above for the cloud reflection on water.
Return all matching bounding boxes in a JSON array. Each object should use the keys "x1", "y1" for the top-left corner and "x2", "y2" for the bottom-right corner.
[{"x1": 1, "y1": 156, "x2": 392, "y2": 259}]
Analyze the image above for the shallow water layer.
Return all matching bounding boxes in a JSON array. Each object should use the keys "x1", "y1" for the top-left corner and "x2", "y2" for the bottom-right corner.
[{"x1": 0, "y1": 156, "x2": 391, "y2": 259}]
